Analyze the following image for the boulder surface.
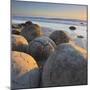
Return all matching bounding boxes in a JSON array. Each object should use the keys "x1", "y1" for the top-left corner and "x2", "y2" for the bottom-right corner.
[
  {"x1": 11, "y1": 34, "x2": 28, "y2": 53},
  {"x1": 42, "y1": 43, "x2": 87, "y2": 87},
  {"x1": 11, "y1": 51, "x2": 40, "y2": 89},
  {"x1": 27, "y1": 36, "x2": 56, "y2": 67},
  {"x1": 20, "y1": 24, "x2": 42, "y2": 42},
  {"x1": 49, "y1": 30, "x2": 70, "y2": 45}
]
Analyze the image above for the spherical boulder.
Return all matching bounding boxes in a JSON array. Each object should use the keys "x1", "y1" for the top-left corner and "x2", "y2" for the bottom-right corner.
[
  {"x1": 42, "y1": 43, "x2": 87, "y2": 87},
  {"x1": 11, "y1": 35, "x2": 28, "y2": 53},
  {"x1": 27, "y1": 36, "x2": 56, "y2": 67},
  {"x1": 11, "y1": 51, "x2": 40, "y2": 89},
  {"x1": 77, "y1": 35, "x2": 84, "y2": 38},
  {"x1": 69, "y1": 41, "x2": 87, "y2": 58},
  {"x1": 20, "y1": 24, "x2": 42, "y2": 42},
  {"x1": 49, "y1": 30, "x2": 70, "y2": 45}
]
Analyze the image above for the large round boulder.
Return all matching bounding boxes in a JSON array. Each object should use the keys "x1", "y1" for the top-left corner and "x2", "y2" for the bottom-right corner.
[
  {"x1": 25, "y1": 21, "x2": 33, "y2": 27},
  {"x1": 11, "y1": 35, "x2": 28, "y2": 53},
  {"x1": 11, "y1": 51, "x2": 40, "y2": 89},
  {"x1": 20, "y1": 24, "x2": 42, "y2": 42},
  {"x1": 49, "y1": 30, "x2": 70, "y2": 45},
  {"x1": 27, "y1": 36, "x2": 56, "y2": 67},
  {"x1": 42, "y1": 43, "x2": 87, "y2": 87}
]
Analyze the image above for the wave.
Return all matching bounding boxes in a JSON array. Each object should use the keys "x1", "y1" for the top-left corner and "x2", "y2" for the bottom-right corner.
[{"x1": 12, "y1": 16, "x2": 87, "y2": 26}]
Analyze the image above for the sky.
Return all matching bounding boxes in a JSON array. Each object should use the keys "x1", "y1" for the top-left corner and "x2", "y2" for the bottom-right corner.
[{"x1": 11, "y1": 0, "x2": 87, "y2": 20}]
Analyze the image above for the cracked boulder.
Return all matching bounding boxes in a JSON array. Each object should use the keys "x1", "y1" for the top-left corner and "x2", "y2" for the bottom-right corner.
[{"x1": 27, "y1": 36, "x2": 56, "y2": 67}]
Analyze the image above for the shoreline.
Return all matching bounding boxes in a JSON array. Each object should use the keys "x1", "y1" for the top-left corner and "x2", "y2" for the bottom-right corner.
[{"x1": 12, "y1": 20, "x2": 87, "y2": 50}]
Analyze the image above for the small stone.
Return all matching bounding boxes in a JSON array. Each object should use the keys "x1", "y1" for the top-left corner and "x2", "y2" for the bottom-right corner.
[
  {"x1": 69, "y1": 26, "x2": 76, "y2": 30},
  {"x1": 12, "y1": 35, "x2": 28, "y2": 53},
  {"x1": 77, "y1": 35, "x2": 84, "y2": 38},
  {"x1": 42, "y1": 43, "x2": 87, "y2": 87},
  {"x1": 12, "y1": 28, "x2": 22, "y2": 35}
]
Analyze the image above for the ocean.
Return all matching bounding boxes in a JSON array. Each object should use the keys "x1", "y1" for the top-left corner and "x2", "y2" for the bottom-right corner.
[{"x1": 12, "y1": 16, "x2": 87, "y2": 49}]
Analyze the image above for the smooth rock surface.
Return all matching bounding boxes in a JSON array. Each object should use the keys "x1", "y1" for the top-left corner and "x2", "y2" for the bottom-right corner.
[
  {"x1": 20, "y1": 24, "x2": 42, "y2": 42},
  {"x1": 49, "y1": 30, "x2": 70, "y2": 45},
  {"x1": 42, "y1": 43, "x2": 87, "y2": 87},
  {"x1": 11, "y1": 51, "x2": 40, "y2": 89},
  {"x1": 11, "y1": 35, "x2": 28, "y2": 53}
]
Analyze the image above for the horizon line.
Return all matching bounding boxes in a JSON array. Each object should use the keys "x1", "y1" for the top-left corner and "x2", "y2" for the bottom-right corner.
[{"x1": 12, "y1": 15, "x2": 87, "y2": 21}]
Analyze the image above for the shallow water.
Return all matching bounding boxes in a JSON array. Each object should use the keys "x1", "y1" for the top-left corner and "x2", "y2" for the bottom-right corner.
[{"x1": 12, "y1": 18, "x2": 87, "y2": 49}]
